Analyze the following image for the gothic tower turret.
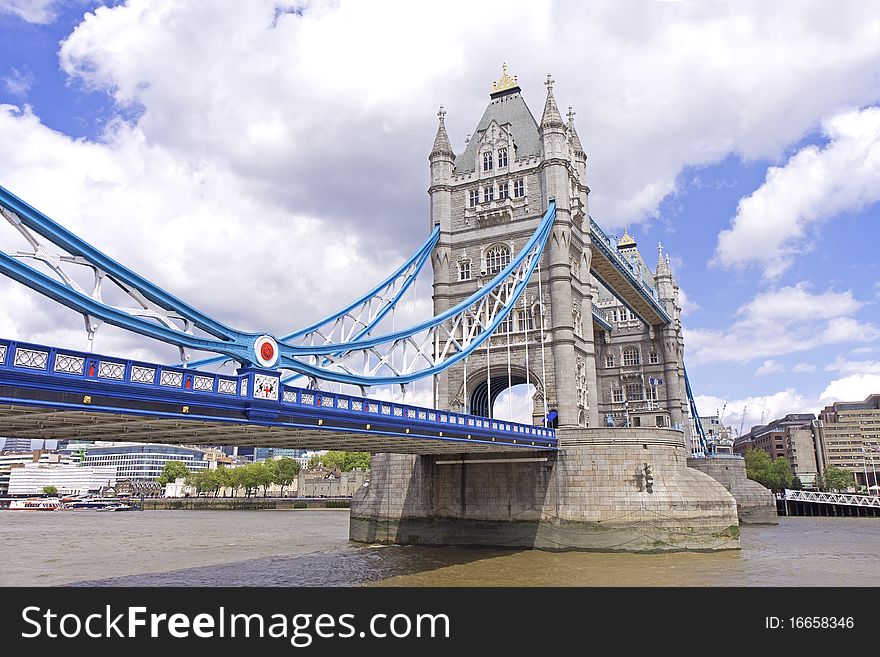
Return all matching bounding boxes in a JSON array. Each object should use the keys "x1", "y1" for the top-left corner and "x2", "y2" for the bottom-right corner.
[{"x1": 429, "y1": 107, "x2": 456, "y2": 407}]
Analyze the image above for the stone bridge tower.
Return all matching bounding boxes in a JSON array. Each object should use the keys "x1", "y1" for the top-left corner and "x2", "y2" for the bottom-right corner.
[{"x1": 429, "y1": 66, "x2": 599, "y2": 428}]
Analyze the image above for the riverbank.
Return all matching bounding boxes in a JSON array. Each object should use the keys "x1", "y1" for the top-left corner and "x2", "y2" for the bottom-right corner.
[{"x1": 140, "y1": 497, "x2": 351, "y2": 510}]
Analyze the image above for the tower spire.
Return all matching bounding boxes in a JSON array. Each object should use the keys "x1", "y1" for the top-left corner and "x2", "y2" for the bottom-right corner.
[
  {"x1": 430, "y1": 105, "x2": 454, "y2": 158},
  {"x1": 540, "y1": 74, "x2": 564, "y2": 128},
  {"x1": 656, "y1": 243, "x2": 672, "y2": 278},
  {"x1": 567, "y1": 105, "x2": 584, "y2": 155}
]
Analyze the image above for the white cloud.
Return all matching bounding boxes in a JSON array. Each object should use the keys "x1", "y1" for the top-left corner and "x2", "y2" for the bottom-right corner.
[
  {"x1": 54, "y1": 0, "x2": 880, "y2": 229},
  {"x1": 686, "y1": 283, "x2": 879, "y2": 365},
  {"x1": 792, "y1": 362, "x2": 816, "y2": 373},
  {"x1": 756, "y1": 359, "x2": 785, "y2": 376},
  {"x1": 0, "y1": 0, "x2": 61, "y2": 24},
  {"x1": 677, "y1": 287, "x2": 700, "y2": 316},
  {"x1": 820, "y1": 374, "x2": 880, "y2": 403},
  {"x1": 3, "y1": 68, "x2": 34, "y2": 98},
  {"x1": 714, "y1": 106, "x2": 880, "y2": 277},
  {"x1": 695, "y1": 389, "x2": 814, "y2": 435},
  {"x1": 825, "y1": 356, "x2": 880, "y2": 375}
]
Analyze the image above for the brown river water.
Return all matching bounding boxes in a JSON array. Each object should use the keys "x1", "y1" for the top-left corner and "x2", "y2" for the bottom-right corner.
[{"x1": 1, "y1": 510, "x2": 878, "y2": 587}]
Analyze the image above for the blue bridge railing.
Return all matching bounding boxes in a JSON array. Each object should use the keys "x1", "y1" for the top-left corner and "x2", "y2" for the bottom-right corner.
[{"x1": 0, "y1": 339, "x2": 556, "y2": 450}]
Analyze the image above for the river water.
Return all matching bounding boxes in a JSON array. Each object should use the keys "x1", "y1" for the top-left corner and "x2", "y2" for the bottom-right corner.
[{"x1": 1, "y1": 510, "x2": 878, "y2": 587}]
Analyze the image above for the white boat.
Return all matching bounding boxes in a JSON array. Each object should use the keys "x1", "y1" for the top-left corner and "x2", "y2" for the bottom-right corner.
[
  {"x1": 8, "y1": 497, "x2": 60, "y2": 511},
  {"x1": 94, "y1": 503, "x2": 134, "y2": 512}
]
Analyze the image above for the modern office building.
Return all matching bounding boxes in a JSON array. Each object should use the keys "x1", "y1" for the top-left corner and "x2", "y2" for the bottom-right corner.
[
  {"x1": 1, "y1": 437, "x2": 36, "y2": 452},
  {"x1": 75, "y1": 443, "x2": 210, "y2": 481},
  {"x1": 818, "y1": 394, "x2": 880, "y2": 488},
  {"x1": 734, "y1": 413, "x2": 824, "y2": 487},
  {"x1": 0, "y1": 451, "x2": 71, "y2": 495},
  {"x1": 7, "y1": 463, "x2": 117, "y2": 496}
]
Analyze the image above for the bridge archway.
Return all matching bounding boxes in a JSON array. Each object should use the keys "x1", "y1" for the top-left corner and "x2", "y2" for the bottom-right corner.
[{"x1": 465, "y1": 366, "x2": 543, "y2": 423}]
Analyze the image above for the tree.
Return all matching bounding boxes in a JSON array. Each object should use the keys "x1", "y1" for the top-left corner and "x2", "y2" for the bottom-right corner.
[
  {"x1": 42, "y1": 485, "x2": 58, "y2": 496},
  {"x1": 789, "y1": 476, "x2": 803, "y2": 490},
  {"x1": 214, "y1": 466, "x2": 232, "y2": 497},
  {"x1": 308, "y1": 451, "x2": 371, "y2": 472},
  {"x1": 743, "y1": 449, "x2": 793, "y2": 492},
  {"x1": 238, "y1": 463, "x2": 262, "y2": 497},
  {"x1": 226, "y1": 467, "x2": 244, "y2": 498},
  {"x1": 157, "y1": 460, "x2": 190, "y2": 485},
  {"x1": 258, "y1": 460, "x2": 278, "y2": 497},
  {"x1": 822, "y1": 465, "x2": 853, "y2": 492},
  {"x1": 274, "y1": 458, "x2": 300, "y2": 496}
]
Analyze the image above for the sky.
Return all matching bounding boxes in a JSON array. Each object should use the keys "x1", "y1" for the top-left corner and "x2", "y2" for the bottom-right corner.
[{"x1": 0, "y1": 0, "x2": 879, "y2": 438}]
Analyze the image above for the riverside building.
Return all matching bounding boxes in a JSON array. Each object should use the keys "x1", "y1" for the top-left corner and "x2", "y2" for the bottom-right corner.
[{"x1": 818, "y1": 394, "x2": 880, "y2": 488}]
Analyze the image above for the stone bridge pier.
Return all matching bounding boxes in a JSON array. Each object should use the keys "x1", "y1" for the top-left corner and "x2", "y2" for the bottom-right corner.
[{"x1": 350, "y1": 427, "x2": 741, "y2": 552}]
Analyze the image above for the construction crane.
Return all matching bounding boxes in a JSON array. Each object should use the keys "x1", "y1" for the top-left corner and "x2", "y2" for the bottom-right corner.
[{"x1": 738, "y1": 405, "x2": 748, "y2": 437}]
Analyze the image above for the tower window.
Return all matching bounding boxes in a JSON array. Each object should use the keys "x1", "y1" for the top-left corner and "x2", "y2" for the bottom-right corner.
[
  {"x1": 483, "y1": 152, "x2": 493, "y2": 171},
  {"x1": 622, "y1": 348, "x2": 640, "y2": 366},
  {"x1": 468, "y1": 189, "x2": 478, "y2": 207},
  {"x1": 498, "y1": 181, "x2": 509, "y2": 199},
  {"x1": 649, "y1": 351, "x2": 659, "y2": 364},
  {"x1": 458, "y1": 260, "x2": 471, "y2": 281},
  {"x1": 499, "y1": 313, "x2": 514, "y2": 334},
  {"x1": 612, "y1": 387, "x2": 623, "y2": 403},
  {"x1": 513, "y1": 178, "x2": 525, "y2": 198},
  {"x1": 485, "y1": 244, "x2": 511, "y2": 276},
  {"x1": 483, "y1": 186, "x2": 495, "y2": 203},
  {"x1": 518, "y1": 309, "x2": 535, "y2": 332},
  {"x1": 498, "y1": 147, "x2": 508, "y2": 167},
  {"x1": 625, "y1": 383, "x2": 644, "y2": 401},
  {"x1": 605, "y1": 354, "x2": 615, "y2": 368}
]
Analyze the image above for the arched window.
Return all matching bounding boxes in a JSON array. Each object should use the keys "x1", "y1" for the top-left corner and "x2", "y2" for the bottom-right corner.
[
  {"x1": 483, "y1": 151, "x2": 493, "y2": 171},
  {"x1": 605, "y1": 354, "x2": 615, "y2": 368},
  {"x1": 649, "y1": 351, "x2": 659, "y2": 364},
  {"x1": 458, "y1": 260, "x2": 471, "y2": 281},
  {"x1": 498, "y1": 147, "x2": 508, "y2": 167},
  {"x1": 485, "y1": 244, "x2": 511, "y2": 276},
  {"x1": 622, "y1": 347, "x2": 640, "y2": 366}
]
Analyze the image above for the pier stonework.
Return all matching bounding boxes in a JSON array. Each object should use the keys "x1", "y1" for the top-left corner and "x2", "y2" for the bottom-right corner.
[
  {"x1": 351, "y1": 427, "x2": 740, "y2": 552},
  {"x1": 687, "y1": 456, "x2": 778, "y2": 524}
]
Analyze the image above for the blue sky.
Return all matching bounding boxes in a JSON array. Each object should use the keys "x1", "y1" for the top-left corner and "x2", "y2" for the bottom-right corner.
[{"x1": 1, "y1": 1, "x2": 879, "y2": 436}]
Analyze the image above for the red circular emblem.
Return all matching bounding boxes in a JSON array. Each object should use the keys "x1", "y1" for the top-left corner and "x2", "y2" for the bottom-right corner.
[{"x1": 260, "y1": 342, "x2": 275, "y2": 361}]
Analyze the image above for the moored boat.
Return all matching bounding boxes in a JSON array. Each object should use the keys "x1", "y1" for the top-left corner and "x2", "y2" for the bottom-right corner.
[{"x1": 8, "y1": 497, "x2": 60, "y2": 511}]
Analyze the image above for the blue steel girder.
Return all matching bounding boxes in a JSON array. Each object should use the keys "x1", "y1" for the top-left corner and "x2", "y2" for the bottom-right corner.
[
  {"x1": 684, "y1": 365, "x2": 709, "y2": 456},
  {"x1": 0, "y1": 339, "x2": 556, "y2": 454},
  {"x1": 186, "y1": 224, "x2": 440, "y2": 371},
  {"x1": 0, "y1": 182, "x2": 556, "y2": 387},
  {"x1": 588, "y1": 216, "x2": 672, "y2": 327}
]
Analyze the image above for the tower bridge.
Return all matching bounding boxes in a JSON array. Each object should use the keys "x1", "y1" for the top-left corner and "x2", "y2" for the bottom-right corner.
[{"x1": 0, "y1": 66, "x2": 773, "y2": 551}]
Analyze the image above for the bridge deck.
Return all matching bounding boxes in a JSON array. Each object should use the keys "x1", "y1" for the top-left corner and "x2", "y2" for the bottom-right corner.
[
  {"x1": 0, "y1": 339, "x2": 556, "y2": 454},
  {"x1": 589, "y1": 218, "x2": 672, "y2": 326}
]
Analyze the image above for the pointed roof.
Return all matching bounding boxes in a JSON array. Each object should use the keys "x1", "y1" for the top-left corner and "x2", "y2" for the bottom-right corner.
[
  {"x1": 540, "y1": 74, "x2": 564, "y2": 129},
  {"x1": 454, "y1": 88, "x2": 541, "y2": 173},
  {"x1": 430, "y1": 106, "x2": 455, "y2": 158},
  {"x1": 655, "y1": 242, "x2": 671, "y2": 277},
  {"x1": 567, "y1": 106, "x2": 584, "y2": 155}
]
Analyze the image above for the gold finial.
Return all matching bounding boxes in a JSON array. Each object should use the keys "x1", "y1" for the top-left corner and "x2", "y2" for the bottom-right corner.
[
  {"x1": 491, "y1": 63, "x2": 519, "y2": 93},
  {"x1": 618, "y1": 226, "x2": 636, "y2": 248}
]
